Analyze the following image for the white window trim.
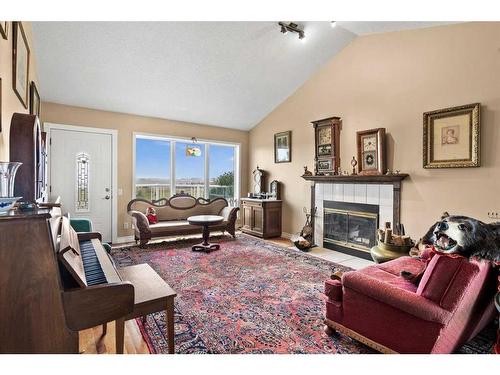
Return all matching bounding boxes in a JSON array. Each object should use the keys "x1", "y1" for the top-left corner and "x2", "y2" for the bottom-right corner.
[{"x1": 132, "y1": 132, "x2": 241, "y2": 205}]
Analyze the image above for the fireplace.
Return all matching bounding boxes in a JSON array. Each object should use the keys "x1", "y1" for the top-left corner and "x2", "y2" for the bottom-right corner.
[{"x1": 323, "y1": 201, "x2": 379, "y2": 260}]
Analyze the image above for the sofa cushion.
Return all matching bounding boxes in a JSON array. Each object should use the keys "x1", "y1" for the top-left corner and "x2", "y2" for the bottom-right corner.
[
  {"x1": 169, "y1": 195, "x2": 197, "y2": 209},
  {"x1": 149, "y1": 220, "x2": 228, "y2": 235},
  {"x1": 416, "y1": 254, "x2": 481, "y2": 310},
  {"x1": 150, "y1": 220, "x2": 194, "y2": 234},
  {"x1": 354, "y1": 256, "x2": 425, "y2": 293}
]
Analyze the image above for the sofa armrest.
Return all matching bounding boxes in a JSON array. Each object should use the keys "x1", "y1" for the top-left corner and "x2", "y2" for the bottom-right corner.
[
  {"x1": 128, "y1": 210, "x2": 151, "y2": 236},
  {"x1": 343, "y1": 271, "x2": 451, "y2": 324},
  {"x1": 220, "y1": 206, "x2": 239, "y2": 223},
  {"x1": 325, "y1": 279, "x2": 343, "y2": 302}
]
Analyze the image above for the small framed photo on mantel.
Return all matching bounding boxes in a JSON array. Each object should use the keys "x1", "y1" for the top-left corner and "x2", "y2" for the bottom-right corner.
[
  {"x1": 356, "y1": 128, "x2": 386, "y2": 175},
  {"x1": 423, "y1": 103, "x2": 480, "y2": 168},
  {"x1": 274, "y1": 131, "x2": 291, "y2": 163}
]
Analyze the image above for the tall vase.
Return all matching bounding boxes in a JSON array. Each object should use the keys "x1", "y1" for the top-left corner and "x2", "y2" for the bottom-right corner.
[
  {"x1": 0, "y1": 162, "x2": 22, "y2": 197},
  {"x1": 0, "y1": 162, "x2": 23, "y2": 212}
]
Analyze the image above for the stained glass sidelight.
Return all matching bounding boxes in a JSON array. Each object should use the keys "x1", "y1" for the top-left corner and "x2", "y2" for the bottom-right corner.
[{"x1": 76, "y1": 153, "x2": 90, "y2": 212}]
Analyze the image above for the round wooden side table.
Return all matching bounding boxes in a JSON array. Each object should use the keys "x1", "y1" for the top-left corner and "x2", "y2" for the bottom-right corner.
[{"x1": 187, "y1": 215, "x2": 224, "y2": 253}]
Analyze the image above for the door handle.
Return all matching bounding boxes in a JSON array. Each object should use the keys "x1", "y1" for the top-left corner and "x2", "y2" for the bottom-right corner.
[{"x1": 103, "y1": 195, "x2": 111, "y2": 200}]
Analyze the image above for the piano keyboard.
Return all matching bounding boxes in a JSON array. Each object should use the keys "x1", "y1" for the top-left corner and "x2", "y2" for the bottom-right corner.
[{"x1": 80, "y1": 240, "x2": 107, "y2": 286}]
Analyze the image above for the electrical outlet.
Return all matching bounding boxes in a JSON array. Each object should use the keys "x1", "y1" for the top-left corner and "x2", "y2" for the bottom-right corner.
[
  {"x1": 124, "y1": 222, "x2": 129, "y2": 229},
  {"x1": 487, "y1": 212, "x2": 499, "y2": 220}
]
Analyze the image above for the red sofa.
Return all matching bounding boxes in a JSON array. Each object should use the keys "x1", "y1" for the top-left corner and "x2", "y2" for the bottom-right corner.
[{"x1": 324, "y1": 253, "x2": 497, "y2": 353}]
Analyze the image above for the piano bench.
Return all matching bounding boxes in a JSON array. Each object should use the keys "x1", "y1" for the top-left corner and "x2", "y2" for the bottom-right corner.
[{"x1": 115, "y1": 264, "x2": 177, "y2": 354}]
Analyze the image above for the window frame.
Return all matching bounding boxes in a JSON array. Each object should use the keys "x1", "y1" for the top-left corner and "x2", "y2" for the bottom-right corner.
[{"x1": 132, "y1": 132, "x2": 240, "y2": 205}]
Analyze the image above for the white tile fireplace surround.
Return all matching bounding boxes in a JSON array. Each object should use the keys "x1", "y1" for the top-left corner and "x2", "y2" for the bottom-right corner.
[{"x1": 314, "y1": 183, "x2": 394, "y2": 246}]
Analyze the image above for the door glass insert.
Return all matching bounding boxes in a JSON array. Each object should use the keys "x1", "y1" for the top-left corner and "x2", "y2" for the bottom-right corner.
[{"x1": 76, "y1": 152, "x2": 90, "y2": 212}]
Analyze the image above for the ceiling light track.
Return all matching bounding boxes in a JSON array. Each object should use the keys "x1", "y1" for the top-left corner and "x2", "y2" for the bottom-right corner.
[{"x1": 278, "y1": 22, "x2": 305, "y2": 40}]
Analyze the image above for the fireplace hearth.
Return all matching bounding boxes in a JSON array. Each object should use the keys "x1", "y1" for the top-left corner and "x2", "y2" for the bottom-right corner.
[{"x1": 323, "y1": 201, "x2": 378, "y2": 260}]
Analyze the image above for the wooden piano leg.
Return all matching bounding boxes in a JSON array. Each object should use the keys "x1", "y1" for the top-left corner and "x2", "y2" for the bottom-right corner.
[
  {"x1": 115, "y1": 318, "x2": 125, "y2": 354},
  {"x1": 166, "y1": 298, "x2": 175, "y2": 354}
]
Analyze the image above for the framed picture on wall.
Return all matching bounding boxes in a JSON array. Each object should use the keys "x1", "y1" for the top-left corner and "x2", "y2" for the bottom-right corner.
[
  {"x1": 0, "y1": 22, "x2": 8, "y2": 40},
  {"x1": 274, "y1": 131, "x2": 291, "y2": 163},
  {"x1": 423, "y1": 103, "x2": 480, "y2": 168},
  {"x1": 356, "y1": 128, "x2": 386, "y2": 175},
  {"x1": 30, "y1": 81, "x2": 41, "y2": 118},
  {"x1": 0, "y1": 78, "x2": 2, "y2": 132},
  {"x1": 12, "y1": 21, "x2": 30, "y2": 109}
]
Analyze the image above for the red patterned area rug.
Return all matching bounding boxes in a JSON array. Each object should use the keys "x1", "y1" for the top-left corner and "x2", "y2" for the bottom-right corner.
[
  {"x1": 111, "y1": 234, "x2": 374, "y2": 354},
  {"x1": 111, "y1": 234, "x2": 497, "y2": 354}
]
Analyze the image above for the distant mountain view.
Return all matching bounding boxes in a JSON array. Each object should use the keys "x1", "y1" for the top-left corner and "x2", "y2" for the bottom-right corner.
[{"x1": 136, "y1": 177, "x2": 207, "y2": 185}]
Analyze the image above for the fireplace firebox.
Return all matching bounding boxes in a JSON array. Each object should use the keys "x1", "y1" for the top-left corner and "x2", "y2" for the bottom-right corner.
[{"x1": 323, "y1": 201, "x2": 378, "y2": 260}]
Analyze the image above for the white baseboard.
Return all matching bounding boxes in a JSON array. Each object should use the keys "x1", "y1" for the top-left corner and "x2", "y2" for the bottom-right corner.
[{"x1": 114, "y1": 235, "x2": 135, "y2": 244}]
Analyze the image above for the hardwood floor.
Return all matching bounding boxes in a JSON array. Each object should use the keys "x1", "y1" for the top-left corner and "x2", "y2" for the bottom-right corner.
[
  {"x1": 80, "y1": 320, "x2": 149, "y2": 354},
  {"x1": 82, "y1": 234, "x2": 373, "y2": 354}
]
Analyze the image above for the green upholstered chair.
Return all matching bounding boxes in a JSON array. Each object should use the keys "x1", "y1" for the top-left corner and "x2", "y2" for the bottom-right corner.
[{"x1": 70, "y1": 218, "x2": 112, "y2": 253}]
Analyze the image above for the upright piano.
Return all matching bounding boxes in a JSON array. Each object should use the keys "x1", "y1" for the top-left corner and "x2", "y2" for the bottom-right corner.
[{"x1": 0, "y1": 205, "x2": 134, "y2": 353}]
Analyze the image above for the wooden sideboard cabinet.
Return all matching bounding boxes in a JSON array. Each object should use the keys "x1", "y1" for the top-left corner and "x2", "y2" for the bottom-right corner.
[{"x1": 240, "y1": 198, "x2": 282, "y2": 239}]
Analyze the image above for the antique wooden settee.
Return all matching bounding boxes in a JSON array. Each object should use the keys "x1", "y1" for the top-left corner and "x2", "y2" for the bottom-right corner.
[{"x1": 127, "y1": 194, "x2": 239, "y2": 246}]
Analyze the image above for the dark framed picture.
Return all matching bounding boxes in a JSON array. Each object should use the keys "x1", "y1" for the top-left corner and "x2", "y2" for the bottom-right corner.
[
  {"x1": 356, "y1": 128, "x2": 386, "y2": 175},
  {"x1": 274, "y1": 131, "x2": 291, "y2": 163},
  {"x1": 423, "y1": 103, "x2": 480, "y2": 168},
  {"x1": 30, "y1": 81, "x2": 41, "y2": 118},
  {"x1": 317, "y1": 159, "x2": 332, "y2": 172},
  {"x1": 12, "y1": 21, "x2": 30, "y2": 109},
  {"x1": 0, "y1": 22, "x2": 8, "y2": 40}
]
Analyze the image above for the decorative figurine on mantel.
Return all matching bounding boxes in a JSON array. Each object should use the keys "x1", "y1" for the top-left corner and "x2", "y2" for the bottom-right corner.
[
  {"x1": 303, "y1": 166, "x2": 313, "y2": 176},
  {"x1": 350, "y1": 156, "x2": 358, "y2": 175}
]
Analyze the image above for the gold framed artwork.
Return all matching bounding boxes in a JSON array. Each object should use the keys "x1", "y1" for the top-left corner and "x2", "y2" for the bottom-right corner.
[
  {"x1": 423, "y1": 103, "x2": 480, "y2": 168},
  {"x1": 0, "y1": 22, "x2": 8, "y2": 40},
  {"x1": 30, "y1": 81, "x2": 41, "y2": 118},
  {"x1": 12, "y1": 21, "x2": 30, "y2": 109},
  {"x1": 274, "y1": 131, "x2": 291, "y2": 163},
  {"x1": 356, "y1": 128, "x2": 386, "y2": 175}
]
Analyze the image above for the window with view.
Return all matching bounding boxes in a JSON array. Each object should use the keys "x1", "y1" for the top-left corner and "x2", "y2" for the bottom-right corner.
[
  {"x1": 134, "y1": 135, "x2": 239, "y2": 206},
  {"x1": 135, "y1": 138, "x2": 171, "y2": 201}
]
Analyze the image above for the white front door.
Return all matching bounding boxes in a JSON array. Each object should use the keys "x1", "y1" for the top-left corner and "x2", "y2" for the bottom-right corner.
[{"x1": 50, "y1": 128, "x2": 113, "y2": 242}]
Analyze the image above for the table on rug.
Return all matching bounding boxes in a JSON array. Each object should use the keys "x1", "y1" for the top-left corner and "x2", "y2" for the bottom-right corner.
[
  {"x1": 187, "y1": 215, "x2": 224, "y2": 252},
  {"x1": 116, "y1": 264, "x2": 177, "y2": 354}
]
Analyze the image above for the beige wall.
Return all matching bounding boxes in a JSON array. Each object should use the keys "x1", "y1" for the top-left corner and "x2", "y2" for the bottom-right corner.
[
  {"x1": 42, "y1": 102, "x2": 249, "y2": 238},
  {"x1": 249, "y1": 22, "x2": 500, "y2": 238},
  {"x1": 0, "y1": 22, "x2": 39, "y2": 160}
]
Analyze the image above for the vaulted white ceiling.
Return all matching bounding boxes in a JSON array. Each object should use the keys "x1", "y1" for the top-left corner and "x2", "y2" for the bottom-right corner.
[{"x1": 32, "y1": 22, "x2": 454, "y2": 130}]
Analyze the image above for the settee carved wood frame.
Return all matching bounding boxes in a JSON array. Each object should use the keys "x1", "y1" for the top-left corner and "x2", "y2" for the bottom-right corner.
[{"x1": 127, "y1": 195, "x2": 232, "y2": 212}]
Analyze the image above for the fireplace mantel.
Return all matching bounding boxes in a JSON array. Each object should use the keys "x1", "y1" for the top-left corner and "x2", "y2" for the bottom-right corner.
[
  {"x1": 301, "y1": 174, "x2": 408, "y2": 184},
  {"x1": 306, "y1": 174, "x2": 409, "y2": 256}
]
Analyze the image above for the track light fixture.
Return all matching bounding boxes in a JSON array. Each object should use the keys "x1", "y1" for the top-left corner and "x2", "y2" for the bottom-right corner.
[{"x1": 278, "y1": 22, "x2": 305, "y2": 40}]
